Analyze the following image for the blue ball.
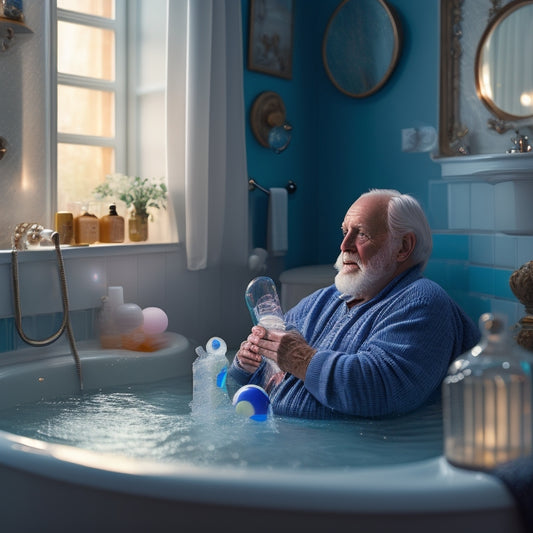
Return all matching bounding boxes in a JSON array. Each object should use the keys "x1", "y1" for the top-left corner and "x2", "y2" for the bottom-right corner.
[{"x1": 232, "y1": 385, "x2": 270, "y2": 421}]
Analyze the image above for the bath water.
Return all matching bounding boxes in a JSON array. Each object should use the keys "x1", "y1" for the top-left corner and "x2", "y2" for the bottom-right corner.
[{"x1": 0, "y1": 378, "x2": 443, "y2": 469}]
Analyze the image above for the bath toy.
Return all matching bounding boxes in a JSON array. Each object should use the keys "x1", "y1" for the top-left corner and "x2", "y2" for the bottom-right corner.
[
  {"x1": 142, "y1": 307, "x2": 168, "y2": 335},
  {"x1": 232, "y1": 384, "x2": 270, "y2": 421},
  {"x1": 114, "y1": 303, "x2": 144, "y2": 332}
]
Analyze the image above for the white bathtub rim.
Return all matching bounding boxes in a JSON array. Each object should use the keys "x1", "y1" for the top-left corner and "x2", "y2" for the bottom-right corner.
[{"x1": 0, "y1": 427, "x2": 515, "y2": 515}]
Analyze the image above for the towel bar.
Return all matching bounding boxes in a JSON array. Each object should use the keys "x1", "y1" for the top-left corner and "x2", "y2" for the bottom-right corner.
[{"x1": 248, "y1": 178, "x2": 296, "y2": 195}]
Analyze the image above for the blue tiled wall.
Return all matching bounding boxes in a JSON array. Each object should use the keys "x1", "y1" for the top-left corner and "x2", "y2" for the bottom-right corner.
[
  {"x1": 0, "y1": 309, "x2": 97, "y2": 353},
  {"x1": 426, "y1": 233, "x2": 529, "y2": 328}
]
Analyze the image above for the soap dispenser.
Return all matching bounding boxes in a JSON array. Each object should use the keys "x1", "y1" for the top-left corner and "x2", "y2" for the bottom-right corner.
[{"x1": 99, "y1": 204, "x2": 125, "y2": 243}]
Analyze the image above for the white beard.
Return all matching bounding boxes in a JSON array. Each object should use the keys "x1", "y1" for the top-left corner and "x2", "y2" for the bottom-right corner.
[{"x1": 334, "y1": 240, "x2": 398, "y2": 301}]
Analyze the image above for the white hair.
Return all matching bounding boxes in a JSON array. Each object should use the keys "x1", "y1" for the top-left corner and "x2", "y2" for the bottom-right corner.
[{"x1": 360, "y1": 189, "x2": 433, "y2": 269}]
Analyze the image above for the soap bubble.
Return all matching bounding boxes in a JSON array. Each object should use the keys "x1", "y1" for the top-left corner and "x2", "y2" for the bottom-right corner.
[
  {"x1": 232, "y1": 384, "x2": 270, "y2": 422},
  {"x1": 115, "y1": 303, "x2": 144, "y2": 333},
  {"x1": 142, "y1": 307, "x2": 168, "y2": 335}
]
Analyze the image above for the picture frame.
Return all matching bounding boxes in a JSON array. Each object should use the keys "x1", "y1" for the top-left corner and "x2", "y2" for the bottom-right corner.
[{"x1": 247, "y1": 0, "x2": 294, "y2": 80}]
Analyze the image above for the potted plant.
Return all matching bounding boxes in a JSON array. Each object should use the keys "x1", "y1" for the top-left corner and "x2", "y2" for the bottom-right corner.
[{"x1": 93, "y1": 173, "x2": 167, "y2": 242}]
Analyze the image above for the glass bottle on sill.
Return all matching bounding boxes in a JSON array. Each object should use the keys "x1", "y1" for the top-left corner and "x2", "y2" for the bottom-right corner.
[
  {"x1": 128, "y1": 211, "x2": 149, "y2": 242},
  {"x1": 74, "y1": 209, "x2": 99, "y2": 244},
  {"x1": 99, "y1": 204, "x2": 124, "y2": 243}
]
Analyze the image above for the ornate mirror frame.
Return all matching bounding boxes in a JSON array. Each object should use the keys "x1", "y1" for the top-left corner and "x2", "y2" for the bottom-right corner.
[
  {"x1": 438, "y1": 0, "x2": 468, "y2": 156},
  {"x1": 438, "y1": 0, "x2": 533, "y2": 156}
]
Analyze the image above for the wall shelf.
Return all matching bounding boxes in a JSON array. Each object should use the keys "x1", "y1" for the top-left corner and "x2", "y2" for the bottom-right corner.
[
  {"x1": 433, "y1": 152, "x2": 533, "y2": 183},
  {"x1": 1, "y1": 17, "x2": 32, "y2": 51}
]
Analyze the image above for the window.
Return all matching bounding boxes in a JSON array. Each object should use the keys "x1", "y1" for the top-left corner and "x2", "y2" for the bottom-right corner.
[
  {"x1": 56, "y1": 0, "x2": 172, "y2": 242},
  {"x1": 56, "y1": 0, "x2": 124, "y2": 216}
]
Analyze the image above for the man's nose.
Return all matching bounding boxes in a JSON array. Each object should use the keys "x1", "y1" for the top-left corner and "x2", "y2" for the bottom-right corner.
[{"x1": 340, "y1": 230, "x2": 355, "y2": 251}]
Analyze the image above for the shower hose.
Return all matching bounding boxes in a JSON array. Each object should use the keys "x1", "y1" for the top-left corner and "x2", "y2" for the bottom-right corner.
[{"x1": 11, "y1": 228, "x2": 84, "y2": 391}]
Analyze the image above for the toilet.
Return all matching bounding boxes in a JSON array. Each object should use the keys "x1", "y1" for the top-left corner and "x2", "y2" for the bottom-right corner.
[{"x1": 280, "y1": 264, "x2": 337, "y2": 311}]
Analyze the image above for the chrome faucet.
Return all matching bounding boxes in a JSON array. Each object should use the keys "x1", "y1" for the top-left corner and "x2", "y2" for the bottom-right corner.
[{"x1": 507, "y1": 130, "x2": 532, "y2": 153}]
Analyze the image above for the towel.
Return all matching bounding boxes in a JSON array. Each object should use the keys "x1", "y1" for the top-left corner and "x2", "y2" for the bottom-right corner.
[
  {"x1": 491, "y1": 455, "x2": 533, "y2": 531},
  {"x1": 267, "y1": 188, "x2": 288, "y2": 256}
]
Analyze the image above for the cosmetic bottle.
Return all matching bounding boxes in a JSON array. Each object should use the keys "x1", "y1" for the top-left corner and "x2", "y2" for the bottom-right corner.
[
  {"x1": 54, "y1": 211, "x2": 74, "y2": 245},
  {"x1": 74, "y1": 210, "x2": 99, "y2": 244},
  {"x1": 99, "y1": 204, "x2": 125, "y2": 243}
]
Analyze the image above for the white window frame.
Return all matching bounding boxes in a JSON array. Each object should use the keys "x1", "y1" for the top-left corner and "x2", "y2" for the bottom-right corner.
[{"x1": 55, "y1": 0, "x2": 126, "y2": 212}]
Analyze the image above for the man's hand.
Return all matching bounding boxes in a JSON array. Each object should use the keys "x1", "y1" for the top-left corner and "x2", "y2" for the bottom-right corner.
[{"x1": 241, "y1": 326, "x2": 316, "y2": 380}]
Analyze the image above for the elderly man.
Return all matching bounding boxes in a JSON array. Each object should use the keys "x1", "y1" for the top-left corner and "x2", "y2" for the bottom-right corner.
[{"x1": 228, "y1": 189, "x2": 480, "y2": 419}]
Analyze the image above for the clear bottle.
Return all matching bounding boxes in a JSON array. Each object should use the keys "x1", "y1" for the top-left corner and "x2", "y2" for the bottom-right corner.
[
  {"x1": 442, "y1": 313, "x2": 533, "y2": 470},
  {"x1": 245, "y1": 276, "x2": 286, "y2": 331},
  {"x1": 99, "y1": 204, "x2": 125, "y2": 243},
  {"x1": 74, "y1": 210, "x2": 99, "y2": 244},
  {"x1": 191, "y1": 337, "x2": 229, "y2": 419},
  {"x1": 244, "y1": 276, "x2": 286, "y2": 389}
]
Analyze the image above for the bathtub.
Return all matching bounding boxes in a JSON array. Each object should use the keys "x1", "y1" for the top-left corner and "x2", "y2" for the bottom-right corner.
[{"x1": 0, "y1": 333, "x2": 524, "y2": 533}]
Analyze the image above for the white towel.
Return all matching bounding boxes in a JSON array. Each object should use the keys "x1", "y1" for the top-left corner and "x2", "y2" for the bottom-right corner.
[{"x1": 267, "y1": 188, "x2": 288, "y2": 256}]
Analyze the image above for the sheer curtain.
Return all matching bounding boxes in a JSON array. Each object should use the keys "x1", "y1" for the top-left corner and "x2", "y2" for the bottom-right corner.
[{"x1": 166, "y1": 0, "x2": 248, "y2": 271}]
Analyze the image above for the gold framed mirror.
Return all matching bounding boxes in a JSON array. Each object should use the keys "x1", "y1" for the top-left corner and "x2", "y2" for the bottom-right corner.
[
  {"x1": 439, "y1": 0, "x2": 533, "y2": 156},
  {"x1": 322, "y1": 0, "x2": 401, "y2": 99},
  {"x1": 475, "y1": 0, "x2": 533, "y2": 121}
]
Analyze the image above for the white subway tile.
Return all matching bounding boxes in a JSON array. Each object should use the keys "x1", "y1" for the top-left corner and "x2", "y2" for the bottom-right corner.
[
  {"x1": 470, "y1": 182, "x2": 494, "y2": 231},
  {"x1": 470, "y1": 234, "x2": 494, "y2": 265}
]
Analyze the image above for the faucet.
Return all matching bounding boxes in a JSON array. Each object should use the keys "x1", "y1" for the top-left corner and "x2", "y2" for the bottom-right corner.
[{"x1": 507, "y1": 130, "x2": 532, "y2": 153}]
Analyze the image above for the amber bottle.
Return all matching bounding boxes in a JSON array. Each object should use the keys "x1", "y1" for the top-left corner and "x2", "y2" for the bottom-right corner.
[
  {"x1": 74, "y1": 211, "x2": 99, "y2": 244},
  {"x1": 99, "y1": 204, "x2": 125, "y2": 243}
]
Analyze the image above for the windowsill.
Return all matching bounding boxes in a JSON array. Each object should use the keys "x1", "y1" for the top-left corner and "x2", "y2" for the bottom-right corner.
[{"x1": 0, "y1": 241, "x2": 181, "y2": 265}]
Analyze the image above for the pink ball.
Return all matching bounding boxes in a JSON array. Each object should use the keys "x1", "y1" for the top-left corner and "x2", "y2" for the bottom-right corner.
[{"x1": 142, "y1": 307, "x2": 168, "y2": 335}]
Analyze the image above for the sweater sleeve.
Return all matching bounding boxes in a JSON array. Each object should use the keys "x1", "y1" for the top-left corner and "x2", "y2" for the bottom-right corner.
[{"x1": 303, "y1": 291, "x2": 469, "y2": 417}]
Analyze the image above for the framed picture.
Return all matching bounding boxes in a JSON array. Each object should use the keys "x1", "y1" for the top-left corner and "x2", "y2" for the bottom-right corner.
[{"x1": 247, "y1": 0, "x2": 294, "y2": 80}]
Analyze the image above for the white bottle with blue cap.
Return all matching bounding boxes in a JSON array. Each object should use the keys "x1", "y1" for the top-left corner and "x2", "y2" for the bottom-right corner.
[{"x1": 191, "y1": 336, "x2": 229, "y2": 419}]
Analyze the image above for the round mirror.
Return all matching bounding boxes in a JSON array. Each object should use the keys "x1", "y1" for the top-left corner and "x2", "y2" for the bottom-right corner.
[
  {"x1": 475, "y1": 0, "x2": 533, "y2": 120},
  {"x1": 322, "y1": 0, "x2": 401, "y2": 98}
]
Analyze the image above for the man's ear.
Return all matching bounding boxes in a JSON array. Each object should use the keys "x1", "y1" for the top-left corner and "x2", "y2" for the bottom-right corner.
[{"x1": 397, "y1": 232, "x2": 416, "y2": 263}]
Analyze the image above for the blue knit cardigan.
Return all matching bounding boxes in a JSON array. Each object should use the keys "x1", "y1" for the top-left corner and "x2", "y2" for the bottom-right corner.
[{"x1": 228, "y1": 267, "x2": 480, "y2": 419}]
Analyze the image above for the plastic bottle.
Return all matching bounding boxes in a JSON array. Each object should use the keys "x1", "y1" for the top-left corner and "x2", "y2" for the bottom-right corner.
[
  {"x1": 98, "y1": 286, "x2": 124, "y2": 349},
  {"x1": 191, "y1": 337, "x2": 229, "y2": 418},
  {"x1": 99, "y1": 204, "x2": 125, "y2": 243},
  {"x1": 244, "y1": 276, "x2": 286, "y2": 387},
  {"x1": 74, "y1": 210, "x2": 99, "y2": 244}
]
